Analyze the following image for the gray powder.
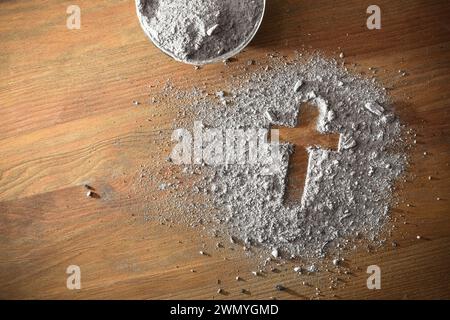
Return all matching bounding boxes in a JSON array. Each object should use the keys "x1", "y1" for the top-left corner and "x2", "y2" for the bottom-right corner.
[
  {"x1": 137, "y1": 0, "x2": 265, "y2": 63},
  {"x1": 152, "y1": 54, "x2": 408, "y2": 262}
]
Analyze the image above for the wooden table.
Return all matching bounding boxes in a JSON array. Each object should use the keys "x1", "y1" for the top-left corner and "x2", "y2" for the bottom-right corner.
[{"x1": 1, "y1": 0, "x2": 449, "y2": 299}]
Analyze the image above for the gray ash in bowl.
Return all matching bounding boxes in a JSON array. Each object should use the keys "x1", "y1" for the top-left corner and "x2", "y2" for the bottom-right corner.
[{"x1": 136, "y1": 0, "x2": 265, "y2": 64}]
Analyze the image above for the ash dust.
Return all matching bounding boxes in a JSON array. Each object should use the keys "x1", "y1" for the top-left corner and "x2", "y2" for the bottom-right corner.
[{"x1": 132, "y1": 52, "x2": 411, "y2": 276}]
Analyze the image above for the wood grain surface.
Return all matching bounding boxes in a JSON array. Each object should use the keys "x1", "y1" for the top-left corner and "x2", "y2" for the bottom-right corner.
[{"x1": 1, "y1": 0, "x2": 449, "y2": 299}]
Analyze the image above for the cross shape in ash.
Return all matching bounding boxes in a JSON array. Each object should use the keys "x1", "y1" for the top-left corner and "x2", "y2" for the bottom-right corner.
[{"x1": 270, "y1": 103, "x2": 341, "y2": 203}]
